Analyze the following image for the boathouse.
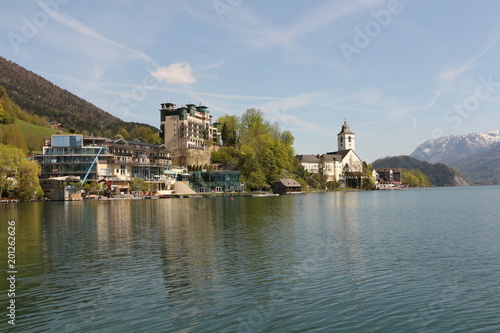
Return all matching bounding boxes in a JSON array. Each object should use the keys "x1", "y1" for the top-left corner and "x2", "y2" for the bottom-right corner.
[{"x1": 272, "y1": 178, "x2": 302, "y2": 195}]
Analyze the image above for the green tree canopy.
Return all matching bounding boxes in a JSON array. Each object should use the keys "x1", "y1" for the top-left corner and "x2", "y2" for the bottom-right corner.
[
  {"x1": 212, "y1": 108, "x2": 300, "y2": 190},
  {"x1": 0, "y1": 144, "x2": 43, "y2": 200}
]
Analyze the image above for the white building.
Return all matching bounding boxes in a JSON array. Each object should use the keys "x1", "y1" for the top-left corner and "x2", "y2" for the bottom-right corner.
[
  {"x1": 337, "y1": 119, "x2": 356, "y2": 151},
  {"x1": 298, "y1": 119, "x2": 364, "y2": 183},
  {"x1": 159, "y1": 102, "x2": 220, "y2": 152}
]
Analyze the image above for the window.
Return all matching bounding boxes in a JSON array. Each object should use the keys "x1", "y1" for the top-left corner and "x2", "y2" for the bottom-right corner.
[{"x1": 52, "y1": 135, "x2": 83, "y2": 147}]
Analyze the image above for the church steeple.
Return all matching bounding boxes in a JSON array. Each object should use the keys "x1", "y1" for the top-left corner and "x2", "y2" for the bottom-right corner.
[{"x1": 337, "y1": 119, "x2": 355, "y2": 151}]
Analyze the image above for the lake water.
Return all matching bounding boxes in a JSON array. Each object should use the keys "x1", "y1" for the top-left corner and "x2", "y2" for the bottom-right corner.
[{"x1": 1, "y1": 186, "x2": 500, "y2": 332}]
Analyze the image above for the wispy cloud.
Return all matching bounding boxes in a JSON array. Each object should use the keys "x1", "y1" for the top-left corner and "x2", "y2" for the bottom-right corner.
[
  {"x1": 438, "y1": 32, "x2": 500, "y2": 83},
  {"x1": 243, "y1": 0, "x2": 385, "y2": 49},
  {"x1": 201, "y1": 60, "x2": 227, "y2": 70},
  {"x1": 39, "y1": 3, "x2": 156, "y2": 64}
]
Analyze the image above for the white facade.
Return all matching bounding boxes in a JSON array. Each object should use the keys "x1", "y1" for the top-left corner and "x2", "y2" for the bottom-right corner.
[
  {"x1": 160, "y1": 102, "x2": 220, "y2": 152},
  {"x1": 298, "y1": 120, "x2": 363, "y2": 183},
  {"x1": 337, "y1": 120, "x2": 356, "y2": 151},
  {"x1": 297, "y1": 154, "x2": 343, "y2": 182}
]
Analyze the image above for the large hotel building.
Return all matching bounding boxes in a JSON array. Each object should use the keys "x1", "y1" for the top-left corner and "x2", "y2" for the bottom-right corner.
[{"x1": 159, "y1": 102, "x2": 221, "y2": 152}]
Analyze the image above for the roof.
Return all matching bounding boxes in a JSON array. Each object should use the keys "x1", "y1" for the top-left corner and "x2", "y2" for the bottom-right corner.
[
  {"x1": 326, "y1": 149, "x2": 352, "y2": 159},
  {"x1": 322, "y1": 154, "x2": 341, "y2": 162},
  {"x1": 377, "y1": 168, "x2": 402, "y2": 173},
  {"x1": 297, "y1": 154, "x2": 319, "y2": 163},
  {"x1": 338, "y1": 121, "x2": 354, "y2": 135},
  {"x1": 42, "y1": 176, "x2": 81, "y2": 182},
  {"x1": 276, "y1": 178, "x2": 302, "y2": 187}
]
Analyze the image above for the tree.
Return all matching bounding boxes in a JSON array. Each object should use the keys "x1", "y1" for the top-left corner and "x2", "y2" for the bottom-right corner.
[
  {"x1": 151, "y1": 132, "x2": 162, "y2": 145},
  {"x1": 130, "y1": 126, "x2": 156, "y2": 143},
  {"x1": 25, "y1": 133, "x2": 44, "y2": 152},
  {"x1": 84, "y1": 180, "x2": 101, "y2": 196},
  {"x1": 218, "y1": 114, "x2": 239, "y2": 146},
  {"x1": 0, "y1": 100, "x2": 14, "y2": 124},
  {"x1": 130, "y1": 177, "x2": 150, "y2": 192},
  {"x1": 211, "y1": 146, "x2": 240, "y2": 167},
  {"x1": 362, "y1": 175, "x2": 376, "y2": 190},
  {"x1": 117, "y1": 127, "x2": 130, "y2": 139},
  {"x1": 313, "y1": 156, "x2": 329, "y2": 189},
  {"x1": 0, "y1": 144, "x2": 43, "y2": 200},
  {"x1": 214, "y1": 108, "x2": 303, "y2": 190},
  {"x1": 280, "y1": 130, "x2": 294, "y2": 146},
  {"x1": 1, "y1": 123, "x2": 27, "y2": 152},
  {"x1": 16, "y1": 159, "x2": 43, "y2": 200},
  {"x1": 240, "y1": 108, "x2": 267, "y2": 141}
]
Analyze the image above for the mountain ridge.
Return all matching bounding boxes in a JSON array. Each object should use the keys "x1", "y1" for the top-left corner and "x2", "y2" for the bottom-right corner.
[
  {"x1": 450, "y1": 143, "x2": 500, "y2": 184},
  {"x1": 0, "y1": 56, "x2": 157, "y2": 137},
  {"x1": 410, "y1": 131, "x2": 500, "y2": 184},
  {"x1": 410, "y1": 131, "x2": 500, "y2": 164}
]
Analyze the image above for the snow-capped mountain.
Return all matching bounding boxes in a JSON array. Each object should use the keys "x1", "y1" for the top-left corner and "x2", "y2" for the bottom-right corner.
[{"x1": 410, "y1": 131, "x2": 500, "y2": 164}]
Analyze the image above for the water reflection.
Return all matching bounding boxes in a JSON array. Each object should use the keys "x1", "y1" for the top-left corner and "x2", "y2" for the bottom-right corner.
[{"x1": 1, "y1": 187, "x2": 499, "y2": 332}]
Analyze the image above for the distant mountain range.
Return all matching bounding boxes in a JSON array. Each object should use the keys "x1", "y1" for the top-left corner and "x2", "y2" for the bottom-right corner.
[
  {"x1": 411, "y1": 131, "x2": 500, "y2": 164},
  {"x1": 0, "y1": 56, "x2": 157, "y2": 136},
  {"x1": 410, "y1": 131, "x2": 500, "y2": 184}
]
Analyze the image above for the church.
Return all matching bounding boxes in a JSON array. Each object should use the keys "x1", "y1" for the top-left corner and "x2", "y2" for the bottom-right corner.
[{"x1": 297, "y1": 119, "x2": 364, "y2": 183}]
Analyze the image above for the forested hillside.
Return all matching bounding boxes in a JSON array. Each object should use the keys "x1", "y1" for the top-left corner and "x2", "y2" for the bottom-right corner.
[
  {"x1": 0, "y1": 56, "x2": 158, "y2": 137},
  {"x1": 372, "y1": 155, "x2": 469, "y2": 186},
  {"x1": 450, "y1": 143, "x2": 500, "y2": 184}
]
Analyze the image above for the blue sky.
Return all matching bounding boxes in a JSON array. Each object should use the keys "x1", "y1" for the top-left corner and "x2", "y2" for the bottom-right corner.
[{"x1": 2, "y1": 0, "x2": 500, "y2": 162}]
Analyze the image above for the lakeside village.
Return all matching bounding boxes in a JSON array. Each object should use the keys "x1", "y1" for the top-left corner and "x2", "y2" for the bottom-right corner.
[{"x1": 2, "y1": 101, "x2": 405, "y2": 202}]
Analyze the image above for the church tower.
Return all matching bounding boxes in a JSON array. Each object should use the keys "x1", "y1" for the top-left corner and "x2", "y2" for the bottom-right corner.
[{"x1": 337, "y1": 119, "x2": 355, "y2": 151}]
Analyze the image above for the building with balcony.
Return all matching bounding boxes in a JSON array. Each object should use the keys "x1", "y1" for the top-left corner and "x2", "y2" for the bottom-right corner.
[
  {"x1": 34, "y1": 134, "x2": 174, "y2": 192},
  {"x1": 159, "y1": 101, "x2": 221, "y2": 151}
]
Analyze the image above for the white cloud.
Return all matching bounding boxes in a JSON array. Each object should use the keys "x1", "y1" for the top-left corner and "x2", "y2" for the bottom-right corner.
[{"x1": 152, "y1": 63, "x2": 196, "y2": 85}]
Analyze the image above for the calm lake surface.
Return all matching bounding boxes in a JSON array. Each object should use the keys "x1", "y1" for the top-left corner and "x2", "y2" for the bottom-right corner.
[{"x1": 1, "y1": 186, "x2": 500, "y2": 332}]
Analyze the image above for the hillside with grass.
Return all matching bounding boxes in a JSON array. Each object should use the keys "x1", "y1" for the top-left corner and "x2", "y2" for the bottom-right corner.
[
  {"x1": 0, "y1": 56, "x2": 158, "y2": 138},
  {"x1": 0, "y1": 119, "x2": 62, "y2": 153}
]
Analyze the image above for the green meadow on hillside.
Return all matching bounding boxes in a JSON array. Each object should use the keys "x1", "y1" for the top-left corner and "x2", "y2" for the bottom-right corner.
[{"x1": 0, "y1": 119, "x2": 62, "y2": 152}]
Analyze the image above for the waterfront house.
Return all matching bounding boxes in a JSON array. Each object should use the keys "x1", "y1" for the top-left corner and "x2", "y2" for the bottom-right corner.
[
  {"x1": 188, "y1": 170, "x2": 243, "y2": 193},
  {"x1": 272, "y1": 179, "x2": 302, "y2": 195},
  {"x1": 376, "y1": 168, "x2": 402, "y2": 184},
  {"x1": 39, "y1": 176, "x2": 82, "y2": 201}
]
